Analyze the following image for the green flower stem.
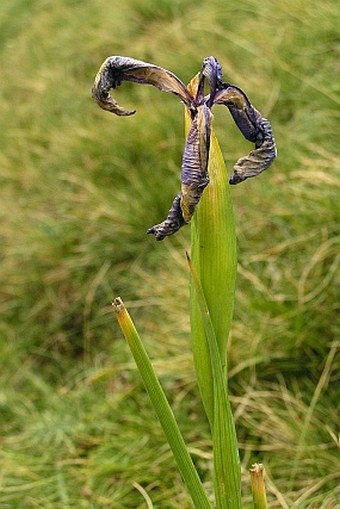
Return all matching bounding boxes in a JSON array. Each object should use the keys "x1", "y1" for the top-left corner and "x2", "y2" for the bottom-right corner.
[
  {"x1": 112, "y1": 297, "x2": 213, "y2": 509},
  {"x1": 249, "y1": 464, "x2": 268, "y2": 509}
]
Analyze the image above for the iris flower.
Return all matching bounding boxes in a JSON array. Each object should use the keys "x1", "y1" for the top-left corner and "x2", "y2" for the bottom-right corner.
[{"x1": 92, "y1": 56, "x2": 276, "y2": 240}]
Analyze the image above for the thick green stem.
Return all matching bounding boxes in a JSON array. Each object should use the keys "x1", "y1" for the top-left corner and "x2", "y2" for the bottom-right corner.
[{"x1": 186, "y1": 80, "x2": 237, "y2": 426}]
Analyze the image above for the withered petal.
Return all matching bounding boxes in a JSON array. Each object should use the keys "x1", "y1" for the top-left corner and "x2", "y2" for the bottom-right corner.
[
  {"x1": 229, "y1": 118, "x2": 277, "y2": 184},
  {"x1": 180, "y1": 104, "x2": 211, "y2": 222},
  {"x1": 200, "y1": 56, "x2": 223, "y2": 106},
  {"x1": 214, "y1": 84, "x2": 277, "y2": 184},
  {"x1": 92, "y1": 53, "x2": 278, "y2": 240},
  {"x1": 92, "y1": 56, "x2": 194, "y2": 115},
  {"x1": 214, "y1": 84, "x2": 260, "y2": 141},
  {"x1": 146, "y1": 193, "x2": 186, "y2": 241},
  {"x1": 146, "y1": 104, "x2": 211, "y2": 240}
]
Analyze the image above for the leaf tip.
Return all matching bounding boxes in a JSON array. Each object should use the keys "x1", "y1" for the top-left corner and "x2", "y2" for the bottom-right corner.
[{"x1": 112, "y1": 296, "x2": 124, "y2": 312}]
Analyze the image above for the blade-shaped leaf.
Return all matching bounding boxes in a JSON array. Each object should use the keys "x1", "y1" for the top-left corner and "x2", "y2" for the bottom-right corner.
[
  {"x1": 187, "y1": 256, "x2": 241, "y2": 509},
  {"x1": 113, "y1": 297, "x2": 213, "y2": 509}
]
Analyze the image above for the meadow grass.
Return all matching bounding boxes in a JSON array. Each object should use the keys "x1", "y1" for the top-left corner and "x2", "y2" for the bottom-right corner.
[{"x1": 0, "y1": 0, "x2": 339, "y2": 507}]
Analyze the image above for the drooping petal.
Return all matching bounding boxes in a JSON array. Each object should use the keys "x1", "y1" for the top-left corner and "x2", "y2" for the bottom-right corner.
[
  {"x1": 229, "y1": 117, "x2": 277, "y2": 184},
  {"x1": 92, "y1": 56, "x2": 194, "y2": 116},
  {"x1": 147, "y1": 104, "x2": 212, "y2": 240},
  {"x1": 181, "y1": 104, "x2": 211, "y2": 222},
  {"x1": 214, "y1": 84, "x2": 277, "y2": 184},
  {"x1": 214, "y1": 85, "x2": 260, "y2": 142},
  {"x1": 146, "y1": 193, "x2": 186, "y2": 241}
]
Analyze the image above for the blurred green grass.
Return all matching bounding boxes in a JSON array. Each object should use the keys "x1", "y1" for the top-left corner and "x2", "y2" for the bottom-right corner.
[{"x1": 0, "y1": 0, "x2": 339, "y2": 507}]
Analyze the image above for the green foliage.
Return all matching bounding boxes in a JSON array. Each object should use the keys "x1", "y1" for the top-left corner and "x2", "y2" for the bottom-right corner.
[
  {"x1": 0, "y1": 0, "x2": 339, "y2": 507},
  {"x1": 188, "y1": 255, "x2": 241, "y2": 508},
  {"x1": 113, "y1": 297, "x2": 213, "y2": 508}
]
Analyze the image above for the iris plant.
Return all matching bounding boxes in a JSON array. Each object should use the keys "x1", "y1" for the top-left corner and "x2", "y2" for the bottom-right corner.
[
  {"x1": 92, "y1": 55, "x2": 276, "y2": 240},
  {"x1": 94, "y1": 55, "x2": 276, "y2": 508}
]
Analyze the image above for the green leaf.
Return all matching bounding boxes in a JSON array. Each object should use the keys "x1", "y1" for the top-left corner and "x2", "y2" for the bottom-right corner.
[
  {"x1": 113, "y1": 297, "x2": 213, "y2": 509},
  {"x1": 187, "y1": 256, "x2": 241, "y2": 509}
]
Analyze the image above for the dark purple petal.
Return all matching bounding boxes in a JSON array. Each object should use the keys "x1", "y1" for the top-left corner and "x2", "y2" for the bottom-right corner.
[
  {"x1": 214, "y1": 84, "x2": 260, "y2": 141},
  {"x1": 200, "y1": 56, "x2": 223, "y2": 106},
  {"x1": 147, "y1": 104, "x2": 212, "y2": 240},
  {"x1": 180, "y1": 104, "x2": 211, "y2": 221},
  {"x1": 146, "y1": 193, "x2": 186, "y2": 241},
  {"x1": 229, "y1": 118, "x2": 277, "y2": 184},
  {"x1": 92, "y1": 56, "x2": 194, "y2": 115},
  {"x1": 214, "y1": 84, "x2": 277, "y2": 183}
]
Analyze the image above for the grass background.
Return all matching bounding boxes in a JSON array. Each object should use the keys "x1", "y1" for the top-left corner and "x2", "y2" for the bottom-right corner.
[{"x1": 0, "y1": 0, "x2": 339, "y2": 507}]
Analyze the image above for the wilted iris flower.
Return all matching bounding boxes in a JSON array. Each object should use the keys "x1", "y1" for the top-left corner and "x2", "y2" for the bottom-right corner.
[{"x1": 92, "y1": 56, "x2": 276, "y2": 240}]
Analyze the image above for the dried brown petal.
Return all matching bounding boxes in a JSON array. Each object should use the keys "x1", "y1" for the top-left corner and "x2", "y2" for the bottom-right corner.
[
  {"x1": 92, "y1": 56, "x2": 194, "y2": 115},
  {"x1": 146, "y1": 193, "x2": 186, "y2": 241},
  {"x1": 214, "y1": 85, "x2": 261, "y2": 142}
]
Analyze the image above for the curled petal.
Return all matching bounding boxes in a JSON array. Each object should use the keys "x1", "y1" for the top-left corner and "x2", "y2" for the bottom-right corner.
[
  {"x1": 214, "y1": 84, "x2": 277, "y2": 184},
  {"x1": 214, "y1": 85, "x2": 260, "y2": 142},
  {"x1": 92, "y1": 56, "x2": 194, "y2": 115},
  {"x1": 180, "y1": 104, "x2": 211, "y2": 222},
  {"x1": 147, "y1": 104, "x2": 211, "y2": 240},
  {"x1": 146, "y1": 193, "x2": 186, "y2": 241},
  {"x1": 199, "y1": 56, "x2": 223, "y2": 106},
  {"x1": 229, "y1": 118, "x2": 277, "y2": 184}
]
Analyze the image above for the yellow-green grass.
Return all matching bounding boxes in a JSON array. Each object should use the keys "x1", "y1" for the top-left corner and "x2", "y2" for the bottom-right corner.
[{"x1": 0, "y1": 0, "x2": 339, "y2": 507}]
